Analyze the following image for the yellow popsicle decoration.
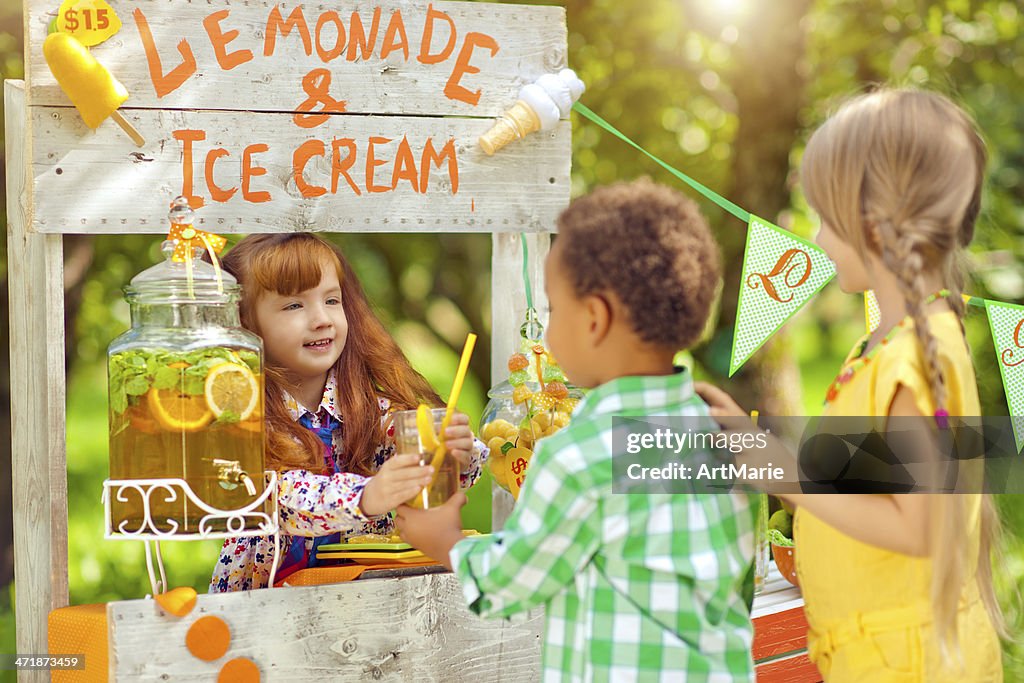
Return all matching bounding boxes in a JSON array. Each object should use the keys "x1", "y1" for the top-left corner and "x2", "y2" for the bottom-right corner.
[{"x1": 43, "y1": 32, "x2": 144, "y2": 146}]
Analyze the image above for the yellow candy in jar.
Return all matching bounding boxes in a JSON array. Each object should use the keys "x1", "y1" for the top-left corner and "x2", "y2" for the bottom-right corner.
[
  {"x1": 481, "y1": 418, "x2": 514, "y2": 442},
  {"x1": 486, "y1": 435, "x2": 508, "y2": 455},
  {"x1": 489, "y1": 453, "x2": 510, "y2": 488}
]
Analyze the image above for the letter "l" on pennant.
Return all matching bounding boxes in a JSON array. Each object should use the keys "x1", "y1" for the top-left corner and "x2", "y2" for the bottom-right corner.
[{"x1": 730, "y1": 216, "x2": 835, "y2": 376}]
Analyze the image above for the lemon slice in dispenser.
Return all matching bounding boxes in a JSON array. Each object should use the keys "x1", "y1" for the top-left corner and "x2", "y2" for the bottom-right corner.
[
  {"x1": 148, "y1": 389, "x2": 213, "y2": 432},
  {"x1": 204, "y1": 362, "x2": 259, "y2": 421},
  {"x1": 416, "y1": 403, "x2": 440, "y2": 452}
]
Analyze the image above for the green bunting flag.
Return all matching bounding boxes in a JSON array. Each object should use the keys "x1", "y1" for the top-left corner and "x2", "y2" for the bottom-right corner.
[
  {"x1": 986, "y1": 300, "x2": 1024, "y2": 452},
  {"x1": 574, "y1": 102, "x2": 1023, "y2": 441},
  {"x1": 730, "y1": 216, "x2": 835, "y2": 376}
]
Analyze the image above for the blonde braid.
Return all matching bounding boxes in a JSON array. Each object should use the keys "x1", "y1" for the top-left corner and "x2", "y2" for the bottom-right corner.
[
  {"x1": 874, "y1": 219, "x2": 948, "y2": 413},
  {"x1": 944, "y1": 251, "x2": 968, "y2": 320}
]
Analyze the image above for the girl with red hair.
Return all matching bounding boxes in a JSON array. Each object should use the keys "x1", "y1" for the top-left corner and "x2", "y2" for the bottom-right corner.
[{"x1": 210, "y1": 234, "x2": 485, "y2": 591}]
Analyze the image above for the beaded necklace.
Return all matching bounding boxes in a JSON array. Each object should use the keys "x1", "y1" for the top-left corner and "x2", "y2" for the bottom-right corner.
[{"x1": 823, "y1": 290, "x2": 952, "y2": 414}]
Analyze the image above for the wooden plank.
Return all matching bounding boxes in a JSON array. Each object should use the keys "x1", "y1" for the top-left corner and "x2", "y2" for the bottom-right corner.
[
  {"x1": 6, "y1": 78, "x2": 69, "y2": 682},
  {"x1": 30, "y1": 106, "x2": 570, "y2": 234},
  {"x1": 108, "y1": 572, "x2": 543, "y2": 681},
  {"x1": 27, "y1": 0, "x2": 567, "y2": 117},
  {"x1": 752, "y1": 564, "x2": 809, "y2": 662},
  {"x1": 752, "y1": 606, "x2": 810, "y2": 661},
  {"x1": 490, "y1": 232, "x2": 549, "y2": 529},
  {"x1": 755, "y1": 651, "x2": 822, "y2": 683}
]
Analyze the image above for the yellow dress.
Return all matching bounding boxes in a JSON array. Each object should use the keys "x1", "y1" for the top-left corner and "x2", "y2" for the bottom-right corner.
[{"x1": 795, "y1": 311, "x2": 1002, "y2": 682}]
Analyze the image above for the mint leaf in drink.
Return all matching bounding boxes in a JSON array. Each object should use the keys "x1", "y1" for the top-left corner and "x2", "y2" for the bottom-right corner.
[
  {"x1": 110, "y1": 388, "x2": 128, "y2": 414},
  {"x1": 215, "y1": 409, "x2": 241, "y2": 424},
  {"x1": 237, "y1": 350, "x2": 260, "y2": 373},
  {"x1": 183, "y1": 375, "x2": 205, "y2": 396},
  {"x1": 153, "y1": 365, "x2": 182, "y2": 391},
  {"x1": 125, "y1": 376, "x2": 150, "y2": 396}
]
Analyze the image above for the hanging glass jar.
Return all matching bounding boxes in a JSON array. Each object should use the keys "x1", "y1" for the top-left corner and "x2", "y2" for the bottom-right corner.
[
  {"x1": 480, "y1": 309, "x2": 583, "y2": 499},
  {"x1": 107, "y1": 198, "x2": 265, "y2": 534}
]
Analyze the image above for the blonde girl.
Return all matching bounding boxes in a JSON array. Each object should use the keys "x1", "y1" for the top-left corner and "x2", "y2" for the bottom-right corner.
[
  {"x1": 210, "y1": 234, "x2": 485, "y2": 591},
  {"x1": 699, "y1": 89, "x2": 1004, "y2": 681}
]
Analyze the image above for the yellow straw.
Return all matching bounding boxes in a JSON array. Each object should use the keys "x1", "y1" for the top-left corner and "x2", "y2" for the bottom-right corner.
[
  {"x1": 428, "y1": 333, "x2": 477, "y2": 471},
  {"x1": 750, "y1": 409, "x2": 759, "y2": 427}
]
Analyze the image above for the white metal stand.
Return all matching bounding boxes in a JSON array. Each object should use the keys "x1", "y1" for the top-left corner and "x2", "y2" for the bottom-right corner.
[{"x1": 101, "y1": 471, "x2": 281, "y2": 593}]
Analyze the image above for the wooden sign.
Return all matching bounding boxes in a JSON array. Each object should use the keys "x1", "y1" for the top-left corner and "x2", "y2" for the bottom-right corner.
[{"x1": 26, "y1": 0, "x2": 571, "y2": 233}]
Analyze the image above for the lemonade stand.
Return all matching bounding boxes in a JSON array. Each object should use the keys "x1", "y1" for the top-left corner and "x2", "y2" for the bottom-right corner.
[{"x1": 10, "y1": 0, "x2": 567, "y2": 679}]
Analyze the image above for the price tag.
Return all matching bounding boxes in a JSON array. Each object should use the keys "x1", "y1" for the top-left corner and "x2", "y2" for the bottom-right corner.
[
  {"x1": 504, "y1": 446, "x2": 533, "y2": 500},
  {"x1": 55, "y1": 0, "x2": 121, "y2": 46}
]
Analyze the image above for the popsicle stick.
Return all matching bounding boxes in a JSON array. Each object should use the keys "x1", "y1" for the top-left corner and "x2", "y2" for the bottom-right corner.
[
  {"x1": 110, "y1": 110, "x2": 145, "y2": 147},
  {"x1": 428, "y1": 333, "x2": 478, "y2": 472}
]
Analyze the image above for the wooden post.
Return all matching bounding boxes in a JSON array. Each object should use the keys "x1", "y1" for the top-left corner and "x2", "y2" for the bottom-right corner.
[
  {"x1": 5, "y1": 79, "x2": 69, "y2": 679},
  {"x1": 490, "y1": 233, "x2": 550, "y2": 528}
]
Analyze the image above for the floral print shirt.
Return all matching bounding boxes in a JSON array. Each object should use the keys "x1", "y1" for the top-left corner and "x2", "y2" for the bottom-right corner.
[{"x1": 210, "y1": 370, "x2": 486, "y2": 591}]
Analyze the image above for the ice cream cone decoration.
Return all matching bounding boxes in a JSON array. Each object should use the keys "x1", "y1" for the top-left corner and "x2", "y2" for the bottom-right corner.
[
  {"x1": 480, "y1": 100, "x2": 542, "y2": 156},
  {"x1": 43, "y1": 32, "x2": 144, "y2": 147},
  {"x1": 479, "y1": 68, "x2": 585, "y2": 155}
]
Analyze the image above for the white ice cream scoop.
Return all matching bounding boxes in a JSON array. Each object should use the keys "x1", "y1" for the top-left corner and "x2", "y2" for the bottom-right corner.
[{"x1": 479, "y1": 68, "x2": 586, "y2": 155}]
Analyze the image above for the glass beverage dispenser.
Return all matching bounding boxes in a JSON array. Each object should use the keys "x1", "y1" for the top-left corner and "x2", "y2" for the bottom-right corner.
[{"x1": 107, "y1": 198, "x2": 265, "y2": 534}]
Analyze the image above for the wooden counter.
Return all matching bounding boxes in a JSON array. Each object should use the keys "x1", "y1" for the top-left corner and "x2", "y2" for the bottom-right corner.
[{"x1": 49, "y1": 562, "x2": 823, "y2": 681}]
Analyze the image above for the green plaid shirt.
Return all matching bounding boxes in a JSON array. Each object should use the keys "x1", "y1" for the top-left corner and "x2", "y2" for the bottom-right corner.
[{"x1": 451, "y1": 370, "x2": 755, "y2": 682}]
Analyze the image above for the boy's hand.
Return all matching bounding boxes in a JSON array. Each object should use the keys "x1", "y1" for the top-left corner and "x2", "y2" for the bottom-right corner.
[
  {"x1": 360, "y1": 453, "x2": 433, "y2": 517},
  {"x1": 443, "y1": 412, "x2": 475, "y2": 470},
  {"x1": 395, "y1": 493, "x2": 467, "y2": 570}
]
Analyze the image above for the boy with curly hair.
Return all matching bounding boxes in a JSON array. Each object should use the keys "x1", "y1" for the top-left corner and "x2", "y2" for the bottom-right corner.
[{"x1": 397, "y1": 179, "x2": 755, "y2": 682}]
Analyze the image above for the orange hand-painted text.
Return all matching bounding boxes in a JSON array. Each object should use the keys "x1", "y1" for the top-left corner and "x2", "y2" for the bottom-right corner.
[
  {"x1": 134, "y1": 4, "x2": 499, "y2": 107},
  {"x1": 1001, "y1": 318, "x2": 1024, "y2": 367},
  {"x1": 174, "y1": 130, "x2": 460, "y2": 208}
]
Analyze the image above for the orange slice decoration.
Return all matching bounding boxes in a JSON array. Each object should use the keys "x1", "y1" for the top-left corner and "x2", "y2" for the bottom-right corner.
[
  {"x1": 186, "y1": 615, "x2": 231, "y2": 661},
  {"x1": 153, "y1": 586, "x2": 197, "y2": 617},
  {"x1": 218, "y1": 657, "x2": 260, "y2": 682}
]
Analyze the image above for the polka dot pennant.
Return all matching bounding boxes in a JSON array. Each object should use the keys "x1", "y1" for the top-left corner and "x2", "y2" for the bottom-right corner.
[
  {"x1": 730, "y1": 215, "x2": 836, "y2": 376},
  {"x1": 985, "y1": 300, "x2": 1024, "y2": 453}
]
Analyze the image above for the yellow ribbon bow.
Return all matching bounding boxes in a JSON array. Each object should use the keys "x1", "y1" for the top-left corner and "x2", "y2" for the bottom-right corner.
[
  {"x1": 167, "y1": 223, "x2": 226, "y2": 263},
  {"x1": 166, "y1": 222, "x2": 227, "y2": 297}
]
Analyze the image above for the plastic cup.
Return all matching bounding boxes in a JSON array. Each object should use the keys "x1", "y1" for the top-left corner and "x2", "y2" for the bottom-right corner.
[{"x1": 392, "y1": 408, "x2": 460, "y2": 509}]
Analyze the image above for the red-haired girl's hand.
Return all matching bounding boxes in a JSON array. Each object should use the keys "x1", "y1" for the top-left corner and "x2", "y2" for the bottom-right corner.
[
  {"x1": 443, "y1": 412, "x2": 475, "y2": 470},
  {"x1": 360, "y1": 454, "x2": 433, "y2": 517}
]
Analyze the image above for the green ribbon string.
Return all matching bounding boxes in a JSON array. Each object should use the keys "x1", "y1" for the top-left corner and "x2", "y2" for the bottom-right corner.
[
  {"x1": 574, "y1": 101, "x2": 1003, "y2": 310},
  {"x1": 572, "y1": 101, "x2": 750, "y2": 223},
  {"x1": 520, "y1": 233, "x2": 533, "y2": 311}
]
